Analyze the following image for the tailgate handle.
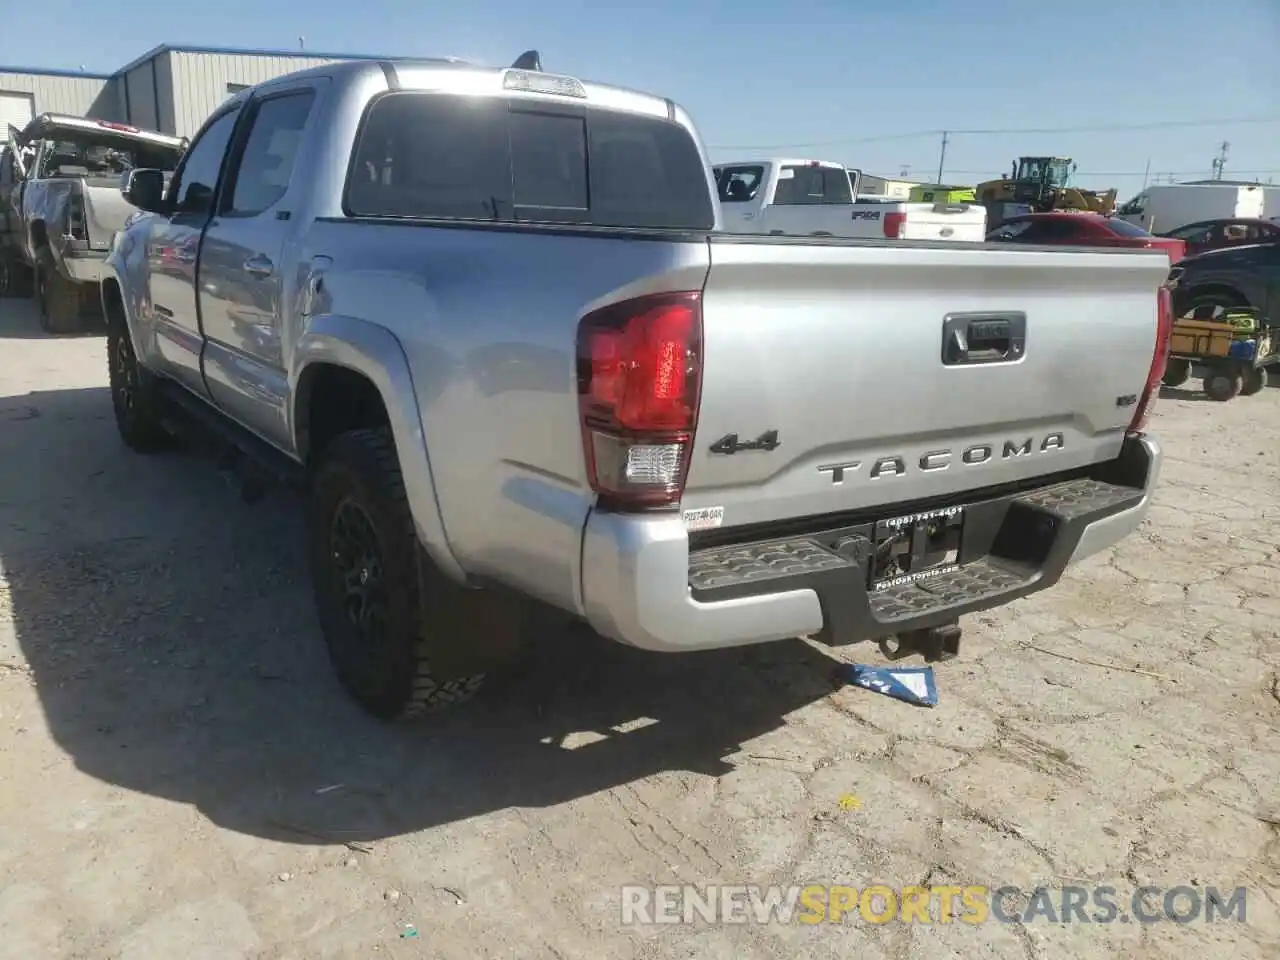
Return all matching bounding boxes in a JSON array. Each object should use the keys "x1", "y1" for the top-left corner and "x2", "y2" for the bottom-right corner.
[{"x1": 942, "y1": 312, "x2": 1026, "y2": 366}]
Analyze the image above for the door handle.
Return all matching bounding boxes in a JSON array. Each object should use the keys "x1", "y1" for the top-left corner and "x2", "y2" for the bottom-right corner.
[
  {"x1": 243, "y1": 254, "x2": 274, "y2": 278},
  {"x1": 941, "y1": 312, "x2": 1027, "y2": 365}
]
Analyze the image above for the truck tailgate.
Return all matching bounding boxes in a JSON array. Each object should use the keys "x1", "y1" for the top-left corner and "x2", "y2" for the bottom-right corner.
[
  {"x1": 902, "y1": 203, "x2": 987, "y2": 242},
  {"x1": 83, "y1": 180, "x2": 142, "y2": 250},
  {"x1": 683, "y1": 238, "x2": 1169, "y2": 530}
]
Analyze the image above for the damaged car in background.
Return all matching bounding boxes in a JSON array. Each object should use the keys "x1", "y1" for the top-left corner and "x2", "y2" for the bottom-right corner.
[{"x1": 0, "y1": 114, "x2": 185, "y2": 332}]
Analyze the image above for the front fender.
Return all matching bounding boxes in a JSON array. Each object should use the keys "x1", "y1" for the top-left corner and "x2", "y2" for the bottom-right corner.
[
  {"x1": 291, "y1": 314, "x2": 465, "y2": 584},
  {"x1": 102, "y1": 223, "x2": 151, "y2": 362}
]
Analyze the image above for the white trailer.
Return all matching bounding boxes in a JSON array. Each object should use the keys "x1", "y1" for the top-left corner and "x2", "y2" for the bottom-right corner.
[{"x1": 1116, "y1": 183, "x2": 1265, "y2": 234}]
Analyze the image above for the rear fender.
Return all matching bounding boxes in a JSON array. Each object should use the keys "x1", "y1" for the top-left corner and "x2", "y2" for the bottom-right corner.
[{"x1": 291, "y1": 314, "x2": 464, "y2": 583}]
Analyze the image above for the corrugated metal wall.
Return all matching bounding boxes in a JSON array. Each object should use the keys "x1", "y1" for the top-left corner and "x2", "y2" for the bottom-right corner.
[
  {"x1": 169, "y1": 52, "x2": 340, "y2": 136},
  {"x1": 122, "y1": 63, "x2": 159, "y2": 130},
  {"x1": 120, "y1": 52, "x2": 178, "y2": 134},
  {"x1": 0, "y1": 71, "x2": 120, "y2": 120}
]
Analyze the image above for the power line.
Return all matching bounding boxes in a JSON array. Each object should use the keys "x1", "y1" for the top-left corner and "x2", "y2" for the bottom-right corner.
[
  {"x1": 938, "y1": 168, "x2": 1280, "y2": 177},
  {"x1": 707, "y1": 115, "x2": 1280, "y2": 151}
]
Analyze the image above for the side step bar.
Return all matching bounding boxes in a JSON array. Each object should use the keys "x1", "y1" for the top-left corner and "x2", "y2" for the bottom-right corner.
[{"x1": 156, "y1": 381, "x2": 307, "y2": 498}]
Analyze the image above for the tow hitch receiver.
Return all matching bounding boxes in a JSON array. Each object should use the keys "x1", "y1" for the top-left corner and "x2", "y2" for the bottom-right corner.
[{"x1": 878, "y1": 620, "x2": 961, "y2": 662}]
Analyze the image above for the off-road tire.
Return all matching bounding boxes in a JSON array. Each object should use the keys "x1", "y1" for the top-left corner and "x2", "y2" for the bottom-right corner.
[
  {"x1": 1240, "y1": 366, "x2": 1268, "y2": 396},
  {"x1": 107, "y1": 322, "x2": 174, "y2": 453},
  {"x1": 308, "y1": 427, "x2": 513, "y2": 721},
  {"x1": 0, "y1": 255, "x2": 33, "y2": 298},
  {"x1": 1161, "y1": 358, "x2": 1191, "y2": 387},
  {"x1": 34, "y1": 260, "x2": 88, "y2": 334},
  {"x1": 1203, "y1": 371, "x2": 1242, "y2": 402}
]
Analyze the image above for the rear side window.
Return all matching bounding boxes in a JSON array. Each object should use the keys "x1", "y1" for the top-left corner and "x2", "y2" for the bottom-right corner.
[
  {"x1": 1166, "y1": 222, "x2": 1212, "y2": 241},
  {"x1": 345, "y1": 92, "x2": 715, "y2": 230},
  {"x1": 716, "y1": 164, "x2": 765, "y2": 202}
]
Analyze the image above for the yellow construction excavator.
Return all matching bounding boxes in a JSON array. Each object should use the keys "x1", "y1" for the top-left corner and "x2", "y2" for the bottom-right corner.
[{"x1": 976, "y1": 157, "x2": 1118, "y2": 215}]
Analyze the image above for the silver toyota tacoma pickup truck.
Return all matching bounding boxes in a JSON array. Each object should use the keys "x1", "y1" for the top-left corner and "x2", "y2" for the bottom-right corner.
[{"x1": 101, "y1": 51, "x2": 1173, "y2": 720}]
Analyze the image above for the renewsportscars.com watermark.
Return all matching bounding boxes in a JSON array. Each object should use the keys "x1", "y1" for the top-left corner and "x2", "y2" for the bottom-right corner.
[{"x1": 620, "y1": 884, "x2": 1249, "y2": 926}]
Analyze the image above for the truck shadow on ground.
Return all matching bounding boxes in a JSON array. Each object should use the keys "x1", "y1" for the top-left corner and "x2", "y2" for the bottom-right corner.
[
  {"x1": 0, "y1": 385, "x2": 841, "y2": 845},
  {"x1": 0, "y1": 296, "x2": 104, "y2": 340}
]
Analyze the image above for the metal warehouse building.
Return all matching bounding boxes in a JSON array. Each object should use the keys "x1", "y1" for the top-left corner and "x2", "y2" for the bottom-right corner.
[{"x1": 0, "y1": 44, "x2": 398, "y2": 142}]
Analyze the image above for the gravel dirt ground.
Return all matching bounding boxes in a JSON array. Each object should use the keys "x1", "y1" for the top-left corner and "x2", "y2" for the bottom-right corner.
[{"x1": 0, "y1": 298, "x2": 1277, "y2": 960}]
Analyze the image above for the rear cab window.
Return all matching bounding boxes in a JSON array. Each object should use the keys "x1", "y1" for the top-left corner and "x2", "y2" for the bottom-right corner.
[
  {"x1": 988, "y1": 218, "x2": 1080, "y2": 243},
  {"x1": 35, "y1": 130, "x2": 182, "y2": 181},
  {"x1": 1104, "y1": 218, "x2": 1154, "y2": 238},
  {"x1": 345, "y1": 92, "x2": 715, "y2": 230},
  {"x1": 773, "y1": 164, "x2": 851, "y2": 205}
]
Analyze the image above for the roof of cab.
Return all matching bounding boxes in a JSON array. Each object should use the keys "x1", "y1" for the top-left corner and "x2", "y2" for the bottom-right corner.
[
  {"x1": 228, "y1": 55, "x2": 679, "y2": 123},
  {"x1": 714, "y1": 158, "x2": 847, "y2": 169},
  {"x1": 18, "y1": 113, "x2": 186, "y2": 146}
]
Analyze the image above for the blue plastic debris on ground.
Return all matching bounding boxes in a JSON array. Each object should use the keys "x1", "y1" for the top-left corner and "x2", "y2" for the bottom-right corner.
[{"x1": 840, "y1": 663, "x2": 938, "y2": 707}]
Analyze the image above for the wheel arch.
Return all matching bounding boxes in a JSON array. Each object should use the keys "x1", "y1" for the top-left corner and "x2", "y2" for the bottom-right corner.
[
  {"x1": 291, "y1": 315, "x2": 464, "y2": 583},
  {"x1": 1175, "y1": 282, "x2": 1251, "y2": 316}
]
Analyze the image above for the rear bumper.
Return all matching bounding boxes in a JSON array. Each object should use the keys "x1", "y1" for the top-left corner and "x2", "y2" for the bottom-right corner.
[{"x1": 581, "y1": 434, "x2": 1161, "y2": 653}]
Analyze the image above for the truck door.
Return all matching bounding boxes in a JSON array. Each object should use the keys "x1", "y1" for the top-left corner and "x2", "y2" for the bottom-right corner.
[
  {"x1": 144, "y1": 103, "x2": 243, "y2": 399},
  {"x1": 714, "y1": 163, "x2": 770, "y2": 233},
  {"x1": 1117, "y1": 191, "x2": 1149, "y2": 230},
  {"x1": 0, "y1": 146, "x2": 16, "y2": 260},
  {"x1": 5, "y1": 125, "x2": 30, "y2": 262},
  {"x1": 198, "y1": 83, "x2": 321, "y2": 451}
]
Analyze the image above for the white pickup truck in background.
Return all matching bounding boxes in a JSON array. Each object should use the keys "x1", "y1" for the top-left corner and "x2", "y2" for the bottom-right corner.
[{"x1": 713, "y1": 158, "x2": 987, "y2": 241}]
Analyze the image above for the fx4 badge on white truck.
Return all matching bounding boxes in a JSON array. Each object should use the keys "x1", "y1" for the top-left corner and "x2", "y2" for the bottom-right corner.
[{"x1": 102, "y1": 50, "x2": 1171, "y2": 720}]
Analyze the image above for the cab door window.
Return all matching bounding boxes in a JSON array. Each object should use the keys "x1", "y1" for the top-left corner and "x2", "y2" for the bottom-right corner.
[
  {"x1": 169, "y1": 106, "x2": 242, "y2": 218},
  {"x1": 222, "y1": 91, "x2": 316, "y2": 217}
]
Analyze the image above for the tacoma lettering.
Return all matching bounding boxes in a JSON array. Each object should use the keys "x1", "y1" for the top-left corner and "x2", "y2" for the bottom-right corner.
[{"x1": 822, "y1": 433, "x2": 1065, "y2": 483}]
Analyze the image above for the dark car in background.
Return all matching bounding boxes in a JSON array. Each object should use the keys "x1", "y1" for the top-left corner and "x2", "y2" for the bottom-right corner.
[
  {"x1": 1156, "y1": 217, "x2": 1280, "y2": 258},
  {"x1": 1168, "y1": 238, "x2": 1280, "y2": 324},
  {"x1": 986, "y1": 213, "x2": 1186, "y2": 263}
]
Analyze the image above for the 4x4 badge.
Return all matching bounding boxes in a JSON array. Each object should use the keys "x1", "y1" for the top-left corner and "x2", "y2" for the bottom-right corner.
[{"x1": 709, "y1": 430, "x2": 780, "y2": 455}]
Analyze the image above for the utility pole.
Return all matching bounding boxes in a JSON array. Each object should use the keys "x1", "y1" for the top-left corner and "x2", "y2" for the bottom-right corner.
[
  {"x1": 1140, "y1": 159, "x2": 1151, "y2": 191},
  {"x1": 1212, "y1": 141, "x2": 1229, "y2": 180},
  {"x1": 935, "y1": 131, "x2": 949, "y2": 185}
]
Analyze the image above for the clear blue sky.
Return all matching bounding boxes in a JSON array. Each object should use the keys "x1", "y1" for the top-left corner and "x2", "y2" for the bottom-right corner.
[{"x1": 3, "y1": 0, "x2": 1277, "y2": 199}]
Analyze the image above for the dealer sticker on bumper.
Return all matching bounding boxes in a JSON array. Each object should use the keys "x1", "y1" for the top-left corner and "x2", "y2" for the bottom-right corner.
[{"x1": 683, "y1": 506, "x2": 725, "y2": 531}]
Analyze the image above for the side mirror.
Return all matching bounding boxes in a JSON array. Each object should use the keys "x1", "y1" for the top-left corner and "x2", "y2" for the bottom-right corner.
[{"x1": 121, "y1": 168, "x2": 168, "y2": 215}]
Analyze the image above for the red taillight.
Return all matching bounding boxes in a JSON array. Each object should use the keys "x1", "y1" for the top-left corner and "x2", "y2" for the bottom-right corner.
[
  {"x1": 97, "y1": 120, "x2": 140, "y2": 133},
  {"x1": 883, "y1": 212, "x2": 906, "y2": 239},
  {"x1": 1128, "y1": 285, "x2": 1173, "y2": 435},
  {"x1": 577, "y1": 291, "x2": 703, "y2": 509}
]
